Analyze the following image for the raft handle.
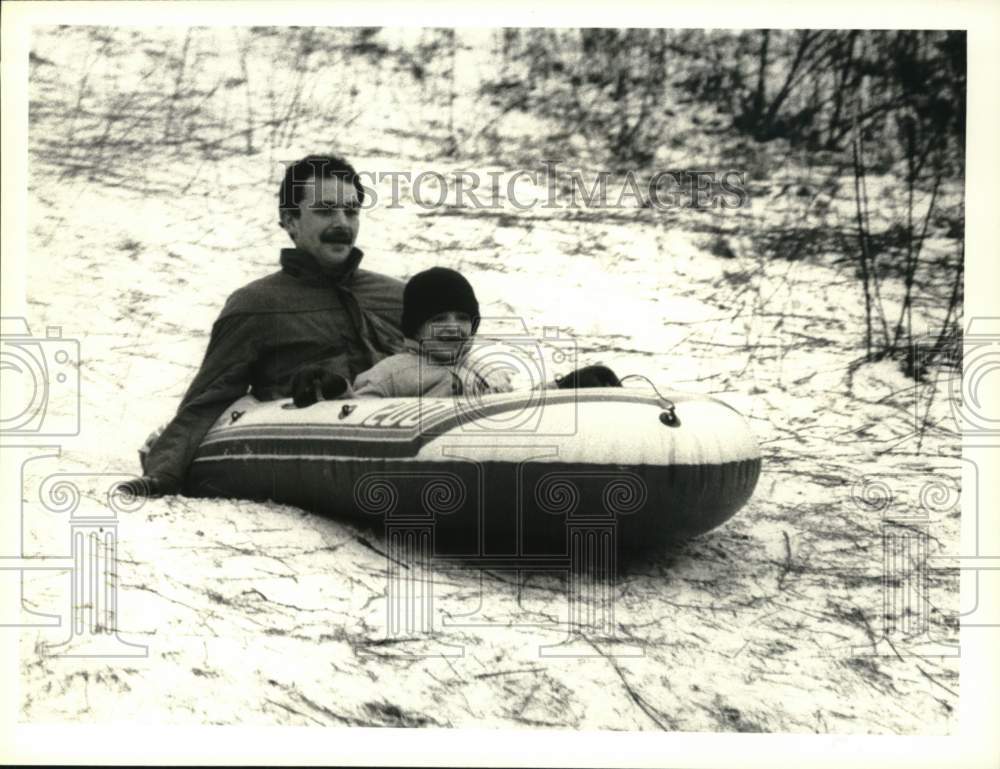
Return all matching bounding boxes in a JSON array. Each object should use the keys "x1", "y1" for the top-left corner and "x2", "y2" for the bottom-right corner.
[
  {"x1": 659, "y1": 408, "x2": 679, "y2": 427},
  {"x1": 621, "y1": 374, "x2": 680, "y2": 427},
  {"x1": 230, "y1": 410, "x2": 246, "y2": 424},
  {"x1": 339, "y1": 404, "x2": 357, "y2": 420}
]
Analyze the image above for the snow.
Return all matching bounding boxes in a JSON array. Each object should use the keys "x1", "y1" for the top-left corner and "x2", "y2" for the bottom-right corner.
[{"x1": 14, "y1": 26, "x2": 962, "y2": 734}]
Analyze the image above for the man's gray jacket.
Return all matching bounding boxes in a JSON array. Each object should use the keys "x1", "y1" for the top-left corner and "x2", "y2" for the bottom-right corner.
[{"x1": 142, "y1": 247, "x2": 404, "y2": 487}]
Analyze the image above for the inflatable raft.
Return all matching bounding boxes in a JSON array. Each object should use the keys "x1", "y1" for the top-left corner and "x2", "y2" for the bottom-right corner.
[{"x1": 185, "y1": 388, "x2": 760, "y2": 556}]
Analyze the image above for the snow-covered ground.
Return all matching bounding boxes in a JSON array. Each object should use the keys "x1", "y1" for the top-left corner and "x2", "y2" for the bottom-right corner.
[{"x1": 14, "y1": 27, "x2": 961, "y2": 733}]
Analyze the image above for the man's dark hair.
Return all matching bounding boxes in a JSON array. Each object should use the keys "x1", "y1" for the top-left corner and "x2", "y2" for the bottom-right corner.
[{"x1": 278, "y1": 154, "x2": 365, "y2": 220}]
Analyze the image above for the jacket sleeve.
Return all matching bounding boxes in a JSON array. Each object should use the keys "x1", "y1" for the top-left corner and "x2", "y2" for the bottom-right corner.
[
  {"x1": 142, "y1": 312, "x2": 261, "y2": 486},
  {"x1": 455, "y1": 340, "x2": 515, "y2": 395},
  {"x1": 352, "y1": 360, "x2": 393, "y2": 398}
]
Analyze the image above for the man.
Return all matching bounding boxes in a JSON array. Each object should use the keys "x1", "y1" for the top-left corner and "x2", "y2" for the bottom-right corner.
[{"x1": 123, "y1": 155, "x2": 406, "y2": 496}]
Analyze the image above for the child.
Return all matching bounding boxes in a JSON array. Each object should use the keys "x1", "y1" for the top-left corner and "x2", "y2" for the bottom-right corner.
[
  {"x1": 288, "y1": 266, "x2": 621, "y2": 405},
  {"x1": 352, "y1": 266, "x2": 510, "y2": 398}
]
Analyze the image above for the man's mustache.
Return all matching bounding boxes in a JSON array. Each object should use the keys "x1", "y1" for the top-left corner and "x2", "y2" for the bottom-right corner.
[{"x1": 321, "y1": 231, "x2": 353, "y2": 244}]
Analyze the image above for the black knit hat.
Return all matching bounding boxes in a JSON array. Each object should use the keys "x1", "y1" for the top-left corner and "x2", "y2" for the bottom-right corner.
[{"x1": 401, "y1": 267, "x2": 480, "y2": 339}]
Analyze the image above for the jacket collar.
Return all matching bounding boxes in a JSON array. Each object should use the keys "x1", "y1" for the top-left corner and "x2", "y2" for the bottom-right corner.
[{"x1": 280, "y1": 247, "x2": 364, "y2": 286}]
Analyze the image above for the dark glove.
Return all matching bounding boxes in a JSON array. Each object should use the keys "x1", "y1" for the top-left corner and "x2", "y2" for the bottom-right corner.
[
  {"x1": 556, "y1": 365, "x2": 622, "y2": 389},
  {"x1": 116, "y1": 474, "x2": 180, "y2": 499},
  {"x1": 290, "y1": 364, "x2": 350, "y2": 408}
]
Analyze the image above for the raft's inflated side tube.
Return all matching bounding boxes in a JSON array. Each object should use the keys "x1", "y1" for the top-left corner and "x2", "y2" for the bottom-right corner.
[{"x1": 186, "y1": 388, "x2": 761, "y2": 555}]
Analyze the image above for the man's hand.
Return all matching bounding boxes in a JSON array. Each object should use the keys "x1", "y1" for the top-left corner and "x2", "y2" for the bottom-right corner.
[
  {"x1": 116, "y1": 474, "x2": 180, "y2": 498},
  {"x1": 556, "y1": 365, "x2": 622, "y2": 389},
  {"x1": 290, "y1": 364, "x2": 350, "y2": 407}
]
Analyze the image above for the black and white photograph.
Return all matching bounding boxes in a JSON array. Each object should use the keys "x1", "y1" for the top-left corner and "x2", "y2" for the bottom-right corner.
[{"x1": 1, "y1": 1, "x2": 998, "y2": 766}]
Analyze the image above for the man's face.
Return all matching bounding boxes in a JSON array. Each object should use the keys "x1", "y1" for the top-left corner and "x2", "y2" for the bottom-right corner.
[{"x1": 282, "y1": 175, "x2": 360, "y2": 273}]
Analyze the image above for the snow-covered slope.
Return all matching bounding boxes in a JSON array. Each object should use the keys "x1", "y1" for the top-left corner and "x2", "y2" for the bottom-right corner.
[{"x1": 16, "y1": 27, "x2": 961, "y2": 733}]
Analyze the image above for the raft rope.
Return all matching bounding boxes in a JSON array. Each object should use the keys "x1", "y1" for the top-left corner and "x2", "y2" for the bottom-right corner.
[{"x1": 619, "y1": 374, "x2": 679, "y2": 426}]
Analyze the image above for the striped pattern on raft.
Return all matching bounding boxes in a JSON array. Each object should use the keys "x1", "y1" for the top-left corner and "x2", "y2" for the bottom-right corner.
[{"x1": 187, "y1": 388, "x2": 761, "y2": 555}]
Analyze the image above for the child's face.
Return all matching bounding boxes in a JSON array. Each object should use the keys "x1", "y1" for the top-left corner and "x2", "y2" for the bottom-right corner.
[{"x1": 416, "y1": 311, "x2": 473, "y2": 363}]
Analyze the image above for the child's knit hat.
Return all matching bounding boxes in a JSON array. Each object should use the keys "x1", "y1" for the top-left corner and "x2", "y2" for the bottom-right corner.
[{"x1": 401, "y1": 267, "x2": 480, "y2": 339}]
